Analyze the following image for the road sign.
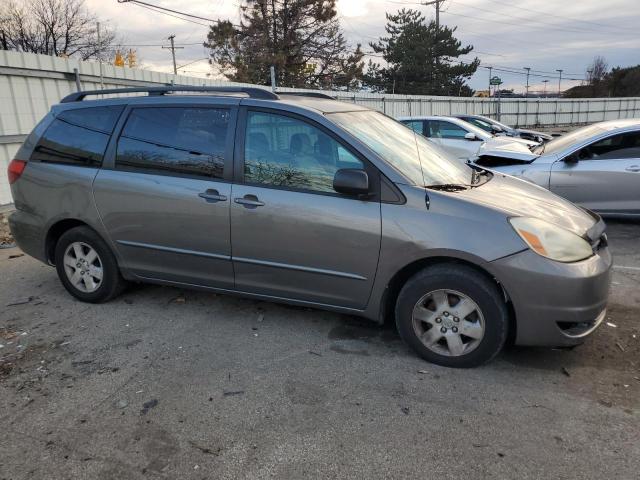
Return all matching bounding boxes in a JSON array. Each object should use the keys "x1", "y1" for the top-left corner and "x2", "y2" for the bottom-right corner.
[{"x1": 490, "y1": 76, "x2": 502, "y2": 86}]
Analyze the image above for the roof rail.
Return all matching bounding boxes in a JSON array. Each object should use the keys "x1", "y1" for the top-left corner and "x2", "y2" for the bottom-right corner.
[
  {"x1": 60, "y1": 86, "x2": 279, "y2": 103},
  {"x1": 281, "y1": 91, "x2": 336, "y2": 100}
]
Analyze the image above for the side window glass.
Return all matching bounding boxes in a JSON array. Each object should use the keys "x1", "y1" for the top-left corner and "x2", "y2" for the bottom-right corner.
[
  {"x1": 402, "y1": 120, "x2": 424, "y2": 135},
  {"x1": 57, "y1": 106, "x2": 124, "y2": 133},
  {"x1": 31, "y1": 118, "x2": 109, "y2": 167},
  {"x1": 116, "y1": 107, "x2": 229, "y2": 179},
  {"x1": 583, "y1": 132, "x2": 640, "y2": 160},
  {"x1": 432, "y1": 120, "x2": 467, "y2": 139},
  {"x1": 244, "y1": 111, "x2": 364, "y2": 193}
]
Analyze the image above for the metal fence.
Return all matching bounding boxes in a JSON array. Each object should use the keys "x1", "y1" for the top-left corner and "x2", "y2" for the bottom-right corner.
[{"x1": 1, "y1": 50, "x2": 640, "y2": 204}]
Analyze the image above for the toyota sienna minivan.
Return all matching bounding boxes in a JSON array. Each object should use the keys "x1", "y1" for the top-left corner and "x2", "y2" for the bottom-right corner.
[{"x1": 8, "y1": 86, "x2": 612, "y2": 367}]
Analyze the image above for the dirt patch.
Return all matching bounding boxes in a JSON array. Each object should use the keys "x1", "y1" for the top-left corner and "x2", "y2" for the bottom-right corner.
[{"x1": 0, "y1": 211, "x2": 14, "y2": 247}]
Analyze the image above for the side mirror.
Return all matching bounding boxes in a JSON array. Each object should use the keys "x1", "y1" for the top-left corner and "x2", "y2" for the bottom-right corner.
[
  {"x1": 333, "y1": 169, "x2": 370, "y2": 196},
  {"x1": 564, "y1": 153, "x2": 579, "y2": 164},
  {"x1": 464, "y1": 132, "x2": 478, "y2": 141},
  {"x1": 491, "y1": 125, "x2": 504, "y2": 133}
]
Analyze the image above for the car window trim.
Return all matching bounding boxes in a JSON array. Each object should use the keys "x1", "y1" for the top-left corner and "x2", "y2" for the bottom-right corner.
[
  {"x1": 103, "y1": 103, "x2": 237, "y2": 183},
  {"x1": 234, "y1": 106, "x2": 382, "y2": 202},
  {"x1": 561, "y1": 130, "x2": 640, "y2": 163}
]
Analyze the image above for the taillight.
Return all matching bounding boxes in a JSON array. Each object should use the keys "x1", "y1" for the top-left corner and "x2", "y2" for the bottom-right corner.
[{"x1": 8, "y1": 159, "x2": 27, "y2": 184}]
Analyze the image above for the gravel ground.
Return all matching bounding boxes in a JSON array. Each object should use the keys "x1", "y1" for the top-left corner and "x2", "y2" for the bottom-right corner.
[{"x1": 0, "y1": 220, "x2": 638, "y2": 479}]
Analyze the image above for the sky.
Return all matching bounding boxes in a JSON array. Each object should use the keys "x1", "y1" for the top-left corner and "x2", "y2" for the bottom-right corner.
[{"x1": 88, "y1": 0, "x2": 640, "y2": 93}]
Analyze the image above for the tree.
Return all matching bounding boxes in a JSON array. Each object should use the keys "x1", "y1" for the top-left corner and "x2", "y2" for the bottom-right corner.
[
  {"x1": 586, "y1": 56, "x2": 608, "y2": 84},
  {"x1": 0, "y1": 0, "x2": 115, "y2": 60},
  {"x1": 204, "y1": 0, "x2": 364, "y2": 89},
  {"x1": 366, "y1": 9, "x2": 478, "y2": 95}
]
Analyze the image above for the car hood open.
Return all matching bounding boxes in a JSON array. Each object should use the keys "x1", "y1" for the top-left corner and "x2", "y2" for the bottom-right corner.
[
  {"x1": 476, "y1": 139, "x2": 540, "y2": 162},
  {"x1": 456, "y1": 173, "x2": 599, "y2": 239}
]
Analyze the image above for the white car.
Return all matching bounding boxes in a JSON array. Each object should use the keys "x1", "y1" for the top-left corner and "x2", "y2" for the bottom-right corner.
[{"x1": 398, "y1": 115, "x2": 537, "y2": 161}]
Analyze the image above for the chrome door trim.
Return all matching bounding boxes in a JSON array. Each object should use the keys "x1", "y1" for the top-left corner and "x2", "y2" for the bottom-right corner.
[
  {"x1": 233, "y1": 256, "x2": 368, "y2": 281},
  {"x1": 116, "y1": 240, "x2": 231, "y2": 261}
]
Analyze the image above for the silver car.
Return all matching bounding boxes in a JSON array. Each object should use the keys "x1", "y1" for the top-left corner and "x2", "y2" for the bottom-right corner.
[
  {"x1": 8, "y1": 86, "x2": 611, "y2": 367},
  {"x1": 475, "y1": 119, "x2": 640, "y2": 217},
  {"x1": 398, "y1": 115, "x2": 537, "y2": 161}
]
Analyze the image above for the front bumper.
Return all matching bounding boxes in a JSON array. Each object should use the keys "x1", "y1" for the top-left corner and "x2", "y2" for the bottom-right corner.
[{"x1": 491, "y1": 247, "x2": 612, "y2": 347}]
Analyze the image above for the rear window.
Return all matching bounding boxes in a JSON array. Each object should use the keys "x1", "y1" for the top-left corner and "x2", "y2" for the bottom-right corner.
[
  {"x1": 57, "y1": 106, "x2": 123, "y2": 134},
  {"x1": 115, "y1": 107, "x2": 230, "y2": 179},
  {"x1": 30, "y1": 106, "x2": 123, "y2": 167}
]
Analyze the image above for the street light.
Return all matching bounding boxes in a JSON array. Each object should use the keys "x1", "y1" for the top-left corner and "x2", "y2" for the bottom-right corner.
[
  {"x1": 542, "y1": 79, "x2": 549, "y2": 97},
  {"x1": 523, "y1": 67, "x2": 531, "y2": 97},
  {"x1": 556, "y1": 69, "x2": 563, "y2": 96}
]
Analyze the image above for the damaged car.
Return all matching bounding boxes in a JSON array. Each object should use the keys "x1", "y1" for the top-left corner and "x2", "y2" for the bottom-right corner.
[
  {"x1": 454, "y1": 114, "x2": 554, "y2": 144},
  {"x1": 474, "y1": 119, "x2": 640, "y2": 217}
]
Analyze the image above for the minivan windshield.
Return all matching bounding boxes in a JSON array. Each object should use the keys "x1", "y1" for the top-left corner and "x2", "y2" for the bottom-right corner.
[
  {"x1": 533, "y1": 124, "x2": 606, "y2": 155},
  {"x1": 329, "y1": 110, "x2": 472, "y2": 187}
]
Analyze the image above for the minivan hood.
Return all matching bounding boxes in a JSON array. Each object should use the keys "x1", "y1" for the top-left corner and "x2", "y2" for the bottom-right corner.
[
  {"x1": 477, "y1": 139, "x2": 539, "y2": 162},
  {"x1": 455, "y1": 173, "x2": 597, "y2": 238}
]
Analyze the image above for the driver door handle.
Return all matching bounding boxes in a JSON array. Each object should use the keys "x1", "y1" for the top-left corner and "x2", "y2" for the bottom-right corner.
[
  {"x1": 625, "y1": 165, "x2": 640, "y2": 173},
  {"x1": 234, "y1": 194, "x2": 265, "y2": 208},
  {"x1": 198, "y1": 189, "x2": 227, "y2": 203}
]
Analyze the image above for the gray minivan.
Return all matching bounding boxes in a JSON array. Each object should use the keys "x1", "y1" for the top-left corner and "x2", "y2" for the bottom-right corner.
[{"x1": 8, "y1": 86, "x2": 612, "y2": 367}]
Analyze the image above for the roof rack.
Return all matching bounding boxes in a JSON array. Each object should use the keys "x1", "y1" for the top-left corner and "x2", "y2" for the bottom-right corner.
[
  {"x1": 60, "y1": 85, "x2": 279, "y2": 103},
  {"x1": 280, "y1": 91, "x2": 336, "y2": 100}
]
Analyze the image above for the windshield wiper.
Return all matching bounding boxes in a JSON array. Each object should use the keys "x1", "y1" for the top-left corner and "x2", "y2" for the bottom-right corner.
[{"x1": 425, "y1": 183, "x2": 470, "y2": 192}]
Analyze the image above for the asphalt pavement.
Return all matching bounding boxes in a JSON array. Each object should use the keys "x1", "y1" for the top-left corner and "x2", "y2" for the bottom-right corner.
[{"x1": 0, "y1": 220, "x2": 638, "y2": 479}]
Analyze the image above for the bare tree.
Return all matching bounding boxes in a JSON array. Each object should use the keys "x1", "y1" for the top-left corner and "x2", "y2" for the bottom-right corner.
[
  {"x1": 586, "y1": 56, "x2": 608, "y2": 84},
  {"x1": 0, "y1": 0, "x2": 115, "y2": 60}
]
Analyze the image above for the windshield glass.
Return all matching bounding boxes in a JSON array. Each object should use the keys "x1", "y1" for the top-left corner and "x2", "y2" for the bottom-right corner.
[
  {"x1": 459, "y1": 120, "x2": 493, "y2": 140},
  {"x1": 534, "y1": 124, "x2": 606, "y2": 155},
  {"x1": 329, "y1": 111, "x2": 472, "y2": 186}
]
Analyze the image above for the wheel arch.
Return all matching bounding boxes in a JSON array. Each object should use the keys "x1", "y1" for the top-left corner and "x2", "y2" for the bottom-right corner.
[
  {"x1": 379, "y1": 255, "x2": 517, "y2": 344},
  {"x1": 45, "y1": 218, "x2": 91, "y2": 265}
]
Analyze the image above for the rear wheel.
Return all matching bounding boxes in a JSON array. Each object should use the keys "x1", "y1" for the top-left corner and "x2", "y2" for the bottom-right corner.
[
  {"x1": 395, "y1": 264, "x2": 508, "y2": 368},
  {"x1": 54, "y1": 226, "x2": 126, "y2": 303}
]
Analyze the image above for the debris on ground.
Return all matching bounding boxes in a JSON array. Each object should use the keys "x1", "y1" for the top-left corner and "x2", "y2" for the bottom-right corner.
[
  {"x1": 8, "y1": 253, "x2": 24, "y2": 259},
  {"x1": 115, "y1": 399, "x2": 128, "y2": 409},
  {"x1": 606, "y1": 322, "x2": 617, "y2": 328},
  {"x1": 0, "y1": 212, "x2": 14, "y2": 247},
  {"x1": 257, "y1": 314, "x2": 264, "y2": 322},
  {"x1": 6, "y1": 296, "x2": 35, "y2": 307},
  {"x1": 223, "y1": 390, "x2": 244, "y2": 397},
  {"x1": 140, "y1": 398, "x2": 159, "y2": 414},
  {"x1": 616, "y1": 342, "x2": 625, "y2": 352},
  {"x1": 170, "y1": 295, "x2": 186, "y2": 304},
  {"x1": 561, "y1": 367, "x2": 571, "y2": 377}
]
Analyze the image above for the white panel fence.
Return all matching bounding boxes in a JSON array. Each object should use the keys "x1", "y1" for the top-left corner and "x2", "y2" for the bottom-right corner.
[{"x1": 1, "y1": 50, "x2": 640, "y2": 204}]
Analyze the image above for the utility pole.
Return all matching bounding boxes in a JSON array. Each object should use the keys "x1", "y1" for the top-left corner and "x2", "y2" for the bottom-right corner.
[
  {"x1": 556, "y1": 69, "x2": 563, "y2": 96},
  {"x1": 542, "y1": 79, "x2": 549, "y2": 97},
  {"x1": 423, "y1": 0, "x2": 444, "y2": 92},
  {"x1": 488, "y1": 66, "x2": 492, "y2": 97},
  {"x1": 163, "y1": 35, "x2": 183, "y2": 75},
  {"x1": 523, "y1": 67, "x2": 531, "y2": 97},
  {"x1": 97, "y1": 22, "x2": 104, "y2": 90}
]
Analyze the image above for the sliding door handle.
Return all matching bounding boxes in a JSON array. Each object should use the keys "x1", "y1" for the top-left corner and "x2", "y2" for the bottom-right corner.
[
  {"x1": 234, "y1": 195, "x2": 265, "y2": 208},
  {"x1": 198, "y1": 189, "x2": 227, "y2": 203}
]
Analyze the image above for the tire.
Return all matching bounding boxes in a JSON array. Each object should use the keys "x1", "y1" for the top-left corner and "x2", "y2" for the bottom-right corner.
[
  {"x1": 395, "y1": 264, "x2": 508, "y2": 368},
  {"x1": 54, "y1": 226, "x2": 127, "y2": 303}
]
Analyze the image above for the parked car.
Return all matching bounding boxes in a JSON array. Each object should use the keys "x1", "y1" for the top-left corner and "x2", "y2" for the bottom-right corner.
[
  {"x1": 8, "y1": 86, "x2": 611, "y2": 367},
  {"x1": 398, "y1": 115, "x2": 537, "y2": 161},
  {"x1": 454, "y1": 114, "x2": 553, "y2": 143},
  {"x1": 474, "y1": 119, "x2": 640, "y2": 217}
]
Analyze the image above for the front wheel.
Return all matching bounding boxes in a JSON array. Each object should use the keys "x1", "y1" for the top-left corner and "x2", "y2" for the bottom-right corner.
[
  {"x1": 395, "y1": 264, "x2": 508, "y2": 368},
  {"x1": 54, "y1": 226, "x2": 127, "y2": 303}
]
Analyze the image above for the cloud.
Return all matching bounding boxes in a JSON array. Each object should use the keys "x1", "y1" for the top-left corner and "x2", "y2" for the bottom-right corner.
[{"x1": 87, "y1": 0, "x2": 640, "y2": 92}]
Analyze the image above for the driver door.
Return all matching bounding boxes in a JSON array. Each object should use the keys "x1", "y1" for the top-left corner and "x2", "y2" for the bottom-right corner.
[
  {"x1": 550, "y1": 130, "x2": 640, "y2": 215},
  {"x1": 229, "y1": 109, "x2": 382, "y2": 309}
]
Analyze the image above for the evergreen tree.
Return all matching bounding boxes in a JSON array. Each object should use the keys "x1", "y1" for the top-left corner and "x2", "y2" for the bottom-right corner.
[
  {"x1": 366, "y1": 9, "x2": 478, "y2": 96},
  {"x1": 205, "y1": 0, "x2": 364, "y2": 89}
]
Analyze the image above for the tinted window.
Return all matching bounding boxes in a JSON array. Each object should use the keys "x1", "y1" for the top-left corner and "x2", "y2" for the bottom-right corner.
[
  {"x1": 429, "y1": 120, "x2": 467, "y2": 139},
  {"x1": 402, "y1": 120, "x2": 424, "y2": 135},
  {"x1": 116, "y1": 107, "x2": 229, "y2": 179},
  {"x1": 580, "y1": 132, "x2": 640, "y2": 160},
  {"x1": 244, "y1": 111, "x2": 364, "y2": 193},
  {"x1": 465, "y1": 118, "x2": 493, "y2": 132},
  {"x1": 57, "y1": 106, "x2": 123, "y2": 133},
  {"x1": 31, "y1": 118, "x2": 109, "y2": 167}
]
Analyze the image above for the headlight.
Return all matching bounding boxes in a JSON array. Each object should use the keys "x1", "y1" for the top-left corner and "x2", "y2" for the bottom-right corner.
[{"x1": 509, "y1": 217, "x2": 593, "y2": 262}]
